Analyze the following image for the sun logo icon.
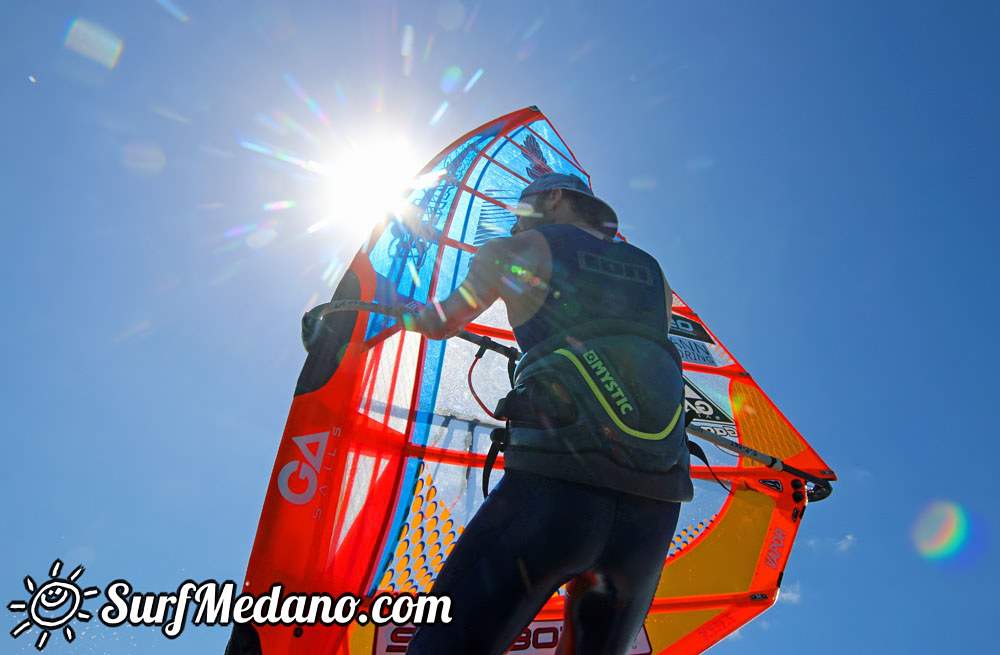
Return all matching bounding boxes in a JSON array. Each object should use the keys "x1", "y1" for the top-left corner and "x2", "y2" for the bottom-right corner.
[{"x1": 7, "y1": 559, "x2": 101, "y2": 651}]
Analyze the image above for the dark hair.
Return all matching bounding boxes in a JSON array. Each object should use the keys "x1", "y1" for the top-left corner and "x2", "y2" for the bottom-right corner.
[{"x1": 561, "y1": 191, "x2": 605, "y2": 229}]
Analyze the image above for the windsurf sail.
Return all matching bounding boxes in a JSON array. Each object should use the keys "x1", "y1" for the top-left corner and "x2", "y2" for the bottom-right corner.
[{"x1": 238, "y1": 105, "x2": 836, "y2": 654}]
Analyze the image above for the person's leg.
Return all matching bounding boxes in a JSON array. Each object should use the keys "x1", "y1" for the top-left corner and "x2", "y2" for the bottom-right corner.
[
  {"x1": 407, "y1": 471, "x2": 613, "y2": 655},
  {"x1": 559, "y1": 497, "x2": 681, "y2": 655},
  {"x1": 223, "y1": 623, "x2": 261, "y2": 655}
]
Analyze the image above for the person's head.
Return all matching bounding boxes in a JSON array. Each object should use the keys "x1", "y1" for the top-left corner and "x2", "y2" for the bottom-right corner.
[{"x1": 511, "y1": 173, "x2": 618, "y2": 237}]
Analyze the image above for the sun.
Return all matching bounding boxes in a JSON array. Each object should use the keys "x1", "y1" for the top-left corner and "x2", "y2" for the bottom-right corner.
[
  {"x1": 313, "y1": 128, "x2": 429, "y2": 247},
  {"x1": 7, "y1": 559, "x2": 101, "y2": 651}
]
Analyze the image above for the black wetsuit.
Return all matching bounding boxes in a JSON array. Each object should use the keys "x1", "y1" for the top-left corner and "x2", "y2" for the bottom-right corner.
[{"x1": 407, "y1": 225, "x2": 687, "y2": 655}]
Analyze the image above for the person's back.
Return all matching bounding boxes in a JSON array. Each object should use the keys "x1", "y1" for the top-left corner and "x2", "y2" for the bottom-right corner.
[
  {"x1": 406, "y1": 173, "x2": 690, "y2": 655},
  {"x1": 495, "y1": 221, "x2": 691, "y2": 503},
  {"x1": 511, "y1": 222, "x2": 668, "y2": 351}
]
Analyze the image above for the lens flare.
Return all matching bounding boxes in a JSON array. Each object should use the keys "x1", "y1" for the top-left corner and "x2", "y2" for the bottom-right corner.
[
  {"x1": 271, "y1": 109, "x2": 319, "y2": 144},
  {"x1": 423, "y1": 34, "x2": 435, "y2": 63},
  {"x1": 401, "y1": 25, "x2": 415, "y2": 76},
  {"x1": 912, "y1": 501, "x2": 973, "y2": 561},
  {"x1": 429, "y1": 101, "x2": 449, "y2": 126},
  {"x1": 436, "y1": 0, "x2": 467, "y2": 32},
  {"x1": 401, "y1": 25, "x2": 415, "y2": 56},
  {"x1": 155, "y1": 0, "x2": 190, "y2": 22},
  {"x1": 283, "y1": 73, "x2": 330, "y2": 127},
  {"x1": 64, "y1": 18, "x2": 123, "y2": 69},
  {"x1": 440, "y1": 66, "x2": 462, "y2": 93},
  {"x1": 122, "y1": 140, "x2": 166, "y2": 174},
  {"x1": 516, "y1": 39, "x2": 538, "y2": 63},
  {"x1": 262, "y1": 200, "x2": 296, "y2": 212},
  {"x1": 522, "y1": 17, "x2": 544, "y2": 40},
  {"x1": 464, "y1": 6, "x2": 479, "y2": 32},
  {"x1": 463, "y1": 67, "x2": 483, "y2": 93},
  {"x1": 629, "y1": 175, "x2": 657, "y2": 190},
  {"x1": 333, "y1": 82, "x2": 348, "y2": 106}
]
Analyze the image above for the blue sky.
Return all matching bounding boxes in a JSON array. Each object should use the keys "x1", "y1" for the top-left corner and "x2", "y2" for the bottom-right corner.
[{"x1": 2, "y1": 1, "x2": 997, "y2": 652}]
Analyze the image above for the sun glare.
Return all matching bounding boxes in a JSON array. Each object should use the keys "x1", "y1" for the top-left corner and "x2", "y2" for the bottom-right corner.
[{"x1": 318, "y1": 130, "x2": 426, "y2": 246}]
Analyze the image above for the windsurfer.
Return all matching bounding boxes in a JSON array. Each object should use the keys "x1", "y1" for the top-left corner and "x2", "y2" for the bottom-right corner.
[{"x1": 405, "y1": 173, "x2": 691, "y2": 655}]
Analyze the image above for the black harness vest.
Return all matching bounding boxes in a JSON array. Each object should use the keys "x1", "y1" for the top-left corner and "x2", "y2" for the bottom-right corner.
[{"x1": 489, "y1": 320, "x2": 693, "y2": 502}]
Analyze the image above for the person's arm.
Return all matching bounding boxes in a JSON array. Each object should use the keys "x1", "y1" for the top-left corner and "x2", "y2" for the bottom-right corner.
[{"x1": 408, "y1": 239, "x2": 504, "y2": 340}]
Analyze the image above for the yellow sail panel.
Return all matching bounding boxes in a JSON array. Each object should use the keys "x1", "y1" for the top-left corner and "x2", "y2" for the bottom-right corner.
[
  {"x1": 641, "y1": 489, "x2": 780, "y2": 652},
  {"x1": 655, "y1": 489, "x2": 775, "y2": 598},
  {"x1": 731, "y1": 380, "x2": 807, "y2": 467},
  {"x1": 645, "y1": 609, "x2": 724, "y2": 652}
]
